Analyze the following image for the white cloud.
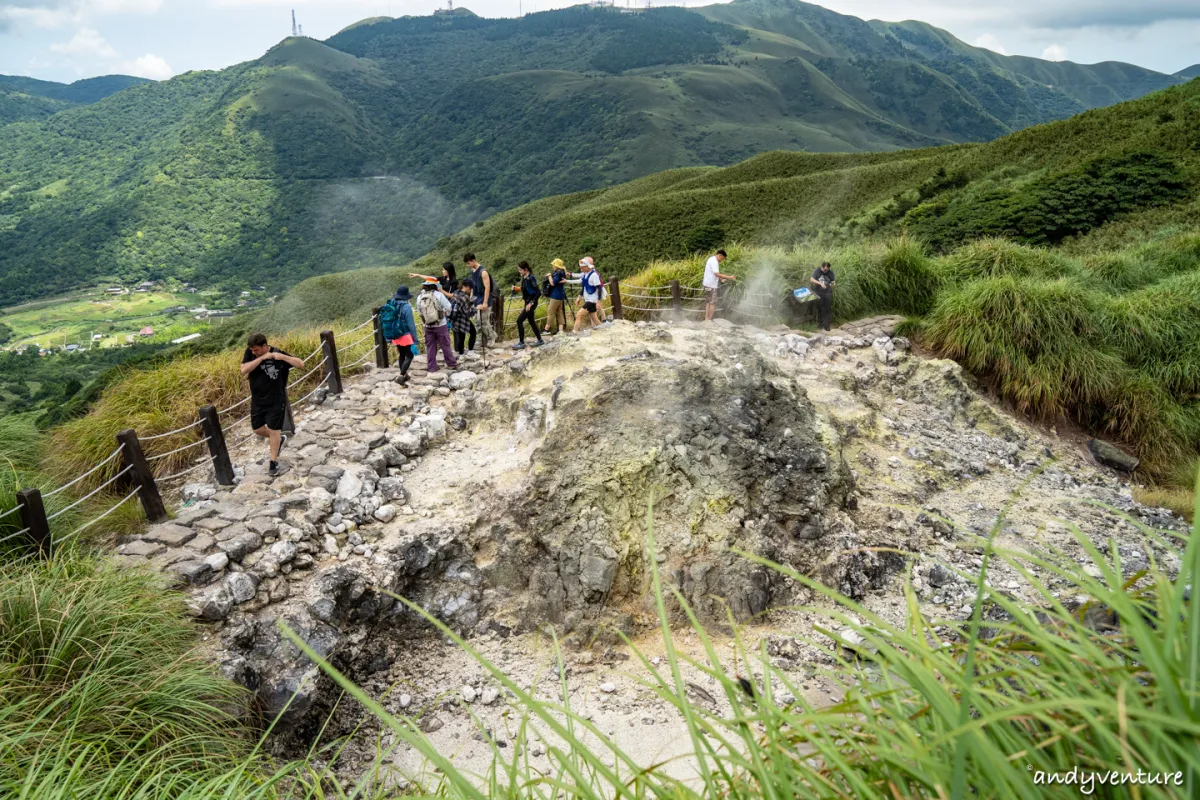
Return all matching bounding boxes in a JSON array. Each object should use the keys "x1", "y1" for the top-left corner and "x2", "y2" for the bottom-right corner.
[
  {"x1": 0, "y1": 0, "x2": 162, "y2": 31},
  {"x1": 971, "y1": 33, "x2": 1009, "y2": 55},
  {"x1": 92, "y1": 0, "x2": 162, "y2": 11},
  {"x1": 119, "y1": 51, "x2": 171, "y2": 79},
  {"x1": 1042, "y1": 43, "x2": 1069, "y2": 60},
  {"x1": 50, "y1": 26, "x2": 117, "y2": 56}
]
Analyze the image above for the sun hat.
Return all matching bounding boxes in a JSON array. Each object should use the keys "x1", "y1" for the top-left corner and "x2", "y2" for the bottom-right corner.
[
  {"x1": 551, "y1": 258, "x2": 565, "y2": 268},
  {"x1": 393, "y1": 285, "x2": 412, "y2": 301}
]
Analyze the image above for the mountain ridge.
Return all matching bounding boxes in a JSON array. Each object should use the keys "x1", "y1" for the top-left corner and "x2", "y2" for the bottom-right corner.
[
  {"x1": 0, "y1": 74, "x2": 149, "y2": 124},
  {"x1": 0, "y1": 0, "x2": 1188, "y2": 306}
]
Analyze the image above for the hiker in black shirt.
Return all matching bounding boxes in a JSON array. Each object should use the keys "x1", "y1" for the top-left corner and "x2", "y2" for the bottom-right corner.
[
  {"x1": 241, "y1": 332, "x2": 306, "y2": 477},
  {"x1": 510, "y1": 261, "x2": 545, "y2": 350},
  {"x1": 810, "y1": 261, "x2": 836, "y2": 331}
]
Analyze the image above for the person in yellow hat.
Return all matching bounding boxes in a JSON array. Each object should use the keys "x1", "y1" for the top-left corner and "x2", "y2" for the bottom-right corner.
[{"x1": 544, "y1": 258, "x2": 569, "y2": 335}]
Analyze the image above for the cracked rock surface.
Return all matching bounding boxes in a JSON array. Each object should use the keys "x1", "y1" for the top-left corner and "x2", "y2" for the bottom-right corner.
[{"x1": 113, "y1": 318, "x2": 1186, "y2": 777}]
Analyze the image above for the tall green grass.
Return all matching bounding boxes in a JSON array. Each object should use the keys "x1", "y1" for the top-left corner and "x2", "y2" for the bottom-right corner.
[
  {"x1": 0, "y1": 555, "x2": 283, "y2": 797},
  {"x1": 284, "y1": 493, "x2": 1199, "y2": 799}
]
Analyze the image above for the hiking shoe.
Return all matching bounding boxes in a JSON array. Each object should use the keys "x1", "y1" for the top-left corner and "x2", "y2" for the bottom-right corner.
[
  {"x1": 512, "y1": 342, "x2": 526, "y2": 350},
  {"x1": 532, "y1": 340, "x2": 545, "y2": 347},
  {"x1": 268, "y1": 461, "x2": 280, "y2": 477}
]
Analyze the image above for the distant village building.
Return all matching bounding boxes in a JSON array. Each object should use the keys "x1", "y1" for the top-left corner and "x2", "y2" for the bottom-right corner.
[
  {"x1": 139, "y1": 326, "x2": 155, "y2": 337},
  {"x1": 170, "y1": 333, "x2": 203, "y2": 345},
  {"x1": 207, "y1": 310, "x2": 234, "y2": 318},
  {"x1": 65, "y1": 344, "x2": 80, "y2": 352},
  {"x1": 92, "y1": 334, "x2": 103, "y2": 342},
  {"x1": 106, "y1": 287, "x2": 124, "y2": 295}
]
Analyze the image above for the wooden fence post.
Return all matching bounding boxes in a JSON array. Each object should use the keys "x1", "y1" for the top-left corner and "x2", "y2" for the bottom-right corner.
[
  {"x1": 116, "y1": 429, "x2": 167, "y2": 523},
  {"x1": 610, "y1": 279, "x2": 623, "y2": 320},
  {"x1": 320, "y1": 331, "x2": 343, "y2": 395},
  {"x1": 15, "y1": 488, "x2": 51, "y2": 560},
  {"x1": 372, "y1": 307, "x2": 390, "y2": 369},
  {"x1": 491, "y1": 293, "x2": 505, "y2": 342},
  {"x1": 670, "y1": 280, "x2": 683, "y2": 314},
  {"x1": 198, "y1": 406, "x2": 235, "y2": 487}
]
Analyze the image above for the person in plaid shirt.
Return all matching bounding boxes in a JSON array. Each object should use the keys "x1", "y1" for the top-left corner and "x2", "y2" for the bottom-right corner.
[{"x1": 449, "y1": 279, "x2": 476, "y2": 355}]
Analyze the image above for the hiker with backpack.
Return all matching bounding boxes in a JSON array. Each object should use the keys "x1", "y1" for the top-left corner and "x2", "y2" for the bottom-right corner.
[
  {"x1": 510, "y1": 261, "x2": 545, "y2": 350},
  {"x1": 380, "y1": 285, "x2": 419, "y2": 385},
  {"x1": 417, "y1": 278, "x2": 458, "y2": 372},
  {"x1": 569, "y1": 257, "x2": 605, "y2": 332},
  {"x1": 543, "y1": 258, "x2": 569, "y2": 335},
  {"x1": 450, "y1": 279, "x2": 477, "y2": 355},
  {"x1": 464, "y1": 253, "x2": 495, "y2": 354}
]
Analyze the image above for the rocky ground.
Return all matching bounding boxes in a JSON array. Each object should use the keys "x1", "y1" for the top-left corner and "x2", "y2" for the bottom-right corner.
[{"x1": 112, "y1": 316, "x2": 1188, "y2": 789}]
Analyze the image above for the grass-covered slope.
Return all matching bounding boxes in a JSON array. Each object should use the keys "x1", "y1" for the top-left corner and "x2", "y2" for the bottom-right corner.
[
  {"x1": 263, "y1": 77, "x2": 1200, "y2": 330},
  {"x1": 255, "y1": 80, "x2": 1200, "y2": 488},
  {"x1": 0, "y1": 1, "x2": 1185, "y2": 306}
]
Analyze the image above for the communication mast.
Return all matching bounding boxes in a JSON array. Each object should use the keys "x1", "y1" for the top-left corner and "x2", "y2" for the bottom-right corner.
[{"x1": 291, "y1": 9, "x2": 298, "y2": 36}]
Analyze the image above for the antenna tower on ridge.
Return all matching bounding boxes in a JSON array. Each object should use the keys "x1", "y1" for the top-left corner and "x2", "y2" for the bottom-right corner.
[{"x1": 291, "y1": 9, "x2": 298, "y2": 36}]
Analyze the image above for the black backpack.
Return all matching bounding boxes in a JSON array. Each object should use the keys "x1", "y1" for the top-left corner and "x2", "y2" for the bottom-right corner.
[{"x1": 541, "y1": 277, "x2": 554, "y2": 298}]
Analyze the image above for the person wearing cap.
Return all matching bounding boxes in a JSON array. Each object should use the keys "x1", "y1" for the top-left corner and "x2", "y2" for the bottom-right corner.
[
  {"x1": 510, "y1": 261, "x2": 545, "y2": 350},
  {"x1": 385, "y1": 285, "x2": 419, "y2": 385},
  {"x1": 570, "y1": 257, "x2": 604, "y2": 332},
  {"x1": 545, "y1": 258, "x2": 569, "y2": 335},
  {"x1": 408, "y1": 262, "x2": 458, "y2": 296},
  {"x1": 417, "y1": 277, "x2": 458, "y2": 372}
]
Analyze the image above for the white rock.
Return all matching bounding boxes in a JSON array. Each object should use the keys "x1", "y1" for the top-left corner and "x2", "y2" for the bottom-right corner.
[
  {"x1": 227, "y1": 572, "x2": 257, "y2": 604},
  {"x1": 374, "y1": 504, "x2": 398, "y2": 523},
  {"x1": 204, "y1": 552, "x2": 230, "y2": 572},
  {"x1": 460, "y1": 685, "x2": 477, "y2": 703},
  {"x1": 336, "y1": 471, "x2": 364, "y2": 501},
  {"x1": 599, "y1": 682, "x2": 617, "y2": 694},
  {"x1": 323, "y1": 534, "x2": 339, "y2": 555},
  {"x1": 480, "y1": 687, "x2": 499, "y2": 705},
  {"x1": 269, "y1": 541, "x2": 297, "y2": 563},
  {"x1": 448, "y1": 371, "x2": 478, "y2": 390},
  {"x1": 399, "y1": 694, "x2": 412, "y2": 709},
  {"x1": 182, "y1": 483, "x2": 216, "y2": 501}
]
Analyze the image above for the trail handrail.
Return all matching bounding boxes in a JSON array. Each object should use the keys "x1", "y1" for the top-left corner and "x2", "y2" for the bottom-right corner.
[
  {"x1": 43, "y1": 444, "x2": 126, "y2": 499},
  {"x1": 54, "y1": 487, "x2": 142, "y2": 547}
]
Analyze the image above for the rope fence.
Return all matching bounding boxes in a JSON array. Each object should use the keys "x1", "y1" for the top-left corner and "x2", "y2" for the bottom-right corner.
[
  {"x1": 54, "y1": 487, "x2": 142, "y2": 547},
  {"x1": 0, "y1": 527, "x2": 31, "y2": 547},
  {"x1": 146, "y1": 437, "x2": 210, "y2": 464},
  {"x1": 46, "y1": 465, "x2": 133, "y2": 522},
  {"x1": 43, "y1": 444, "x2": 125, "y2": 499}
]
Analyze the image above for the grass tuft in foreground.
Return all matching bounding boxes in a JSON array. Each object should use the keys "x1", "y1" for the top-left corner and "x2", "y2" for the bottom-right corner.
[{"x1": 285, "y1": 492, "x2": 1200, "y2": 799}]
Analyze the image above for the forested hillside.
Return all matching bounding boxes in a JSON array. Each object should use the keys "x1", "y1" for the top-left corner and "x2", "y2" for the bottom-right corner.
[
  {"x1": 0, "y1": 0, "x2": 1186, "y2": 307},
  {"x1": 0, "y1": 74, "x2": 147, "y2": 124}
]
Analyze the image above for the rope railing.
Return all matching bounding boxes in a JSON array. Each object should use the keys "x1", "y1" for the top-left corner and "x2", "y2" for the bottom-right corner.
[
  {"x1": 0, "y1": 527, "x2": 31, "y2": 547},
  {"x1": 139, "y1": 418, "x2": 203, "y2": 441},
  {"x1": 0, "y1": 504, "x2": 24, "y2": 523},
  {"x1": 54, "y1": 487, "x2": 142, "y2": 547},
  {"x1": 146, "y1": 436, "x2": 211, "y2": 463},
  {"x1": 43, "y1": 444, "x2": 126, "y2": 500},
  {"x1": 46, "y1": 465, "x2": 133, "y2": 522},
  {"x1": 218, "y1": 394, "x2": 250, "y2": 416},
  {"x1": 342, "y1": 348, "x2": 376, "y2": 372},
  {"x1": 159, "y1": 456, "x2": 215, "y2": 483},
  {"x1": 287, "y1": 357, "x2": 327, "y2": 390},
  {"x1": 337, "y1": 331, "x2": 376, "y2": 355},
  {"x1": 338, "y1": 313, "x2": 378, "y2": 337}
]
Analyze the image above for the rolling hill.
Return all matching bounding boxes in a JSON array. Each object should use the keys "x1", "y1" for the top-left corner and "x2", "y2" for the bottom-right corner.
[
  {"x1": 0, "y1": 0, "x2": 1188, "y2": 307},
  {"x1": 0, "y1": 74, "x2": 148, "y2": 124},
  {"x1": 258, "y1": 78, "x2": 1200, "y2": 331}
]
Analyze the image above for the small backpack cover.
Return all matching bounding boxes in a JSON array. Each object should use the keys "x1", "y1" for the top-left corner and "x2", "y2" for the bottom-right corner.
[
  {"x1": 417, "y1": 291, "x2": 445, "y2": 325},
  {"x1": 379, "y1": 299, "x2": 404, "y2": 340}
]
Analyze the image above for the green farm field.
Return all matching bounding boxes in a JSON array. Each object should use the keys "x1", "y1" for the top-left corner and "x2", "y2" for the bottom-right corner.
[{"x1": 0, "y1": 289, "x2": 207, "y2": 351}]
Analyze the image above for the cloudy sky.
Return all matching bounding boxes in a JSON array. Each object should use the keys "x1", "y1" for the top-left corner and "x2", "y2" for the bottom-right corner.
[{"x1": 1, "y1": 0, "x2": 1197, "y2": 83}]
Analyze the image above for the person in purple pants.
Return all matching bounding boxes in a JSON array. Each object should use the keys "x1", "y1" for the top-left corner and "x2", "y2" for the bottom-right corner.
[{"x1": 417, "y1": 278, "x2": 458, "y2": 372}]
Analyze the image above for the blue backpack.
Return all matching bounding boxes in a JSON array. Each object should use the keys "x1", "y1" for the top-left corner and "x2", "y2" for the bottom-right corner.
[{"x1": 380, "y1": 299, "x2": 404, "y2": 340}]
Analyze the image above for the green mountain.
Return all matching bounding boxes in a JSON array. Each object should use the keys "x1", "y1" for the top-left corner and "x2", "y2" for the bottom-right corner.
[
  {"x1": 0, "y1": 74, "x2": 149, "y2": 124},
  {"x1": 0, "y1": 0, "x2": 1186, "y2": 307},
  {"x1": 1179, "y1": 65, "x2": 1200, "y2": 80},
  {"x1": 260, "y1": 78, "x2": 1200, "y2": 331}
]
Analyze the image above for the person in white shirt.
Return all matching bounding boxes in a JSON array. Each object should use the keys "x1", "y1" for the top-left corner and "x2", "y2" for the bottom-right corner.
[
  {"x1": 570, "y1": 258, "x2": 605, "y2": 332},
  {"x1": 702, "y1": 249, "x2": 737, "y2": 321}
]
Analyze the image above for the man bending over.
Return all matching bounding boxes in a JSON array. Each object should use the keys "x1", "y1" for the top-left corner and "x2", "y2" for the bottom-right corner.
[{"x1": 241, "y1": 332, "x2": 306, "y2": 477}]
